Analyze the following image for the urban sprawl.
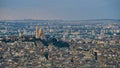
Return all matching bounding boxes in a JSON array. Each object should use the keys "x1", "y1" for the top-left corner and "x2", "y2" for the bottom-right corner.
[{"x1": 0, "y1": 20, "x2": 120, "y2": 68}]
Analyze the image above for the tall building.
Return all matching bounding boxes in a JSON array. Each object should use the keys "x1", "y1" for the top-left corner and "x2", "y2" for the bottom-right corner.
[
  {"x1": 39, "y1": 27, "x2": 45, "y2": 39},
  {"x1": 36, "y1": 26, "x2": 39, "y2": 39},
  {"x1": 18, "y1": 29, "x2": 22, "y2": 37},
  {"x1": 39, "y1": 27, "x2": 43, "y2": 37},
  {"x1": 36, "y1": 26, "x2": 45, "y2": 39}
]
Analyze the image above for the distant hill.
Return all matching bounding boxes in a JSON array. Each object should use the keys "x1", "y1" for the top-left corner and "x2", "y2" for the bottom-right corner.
[{"x1": 1, "y1": 19, "x2": 120, "y2": 24}]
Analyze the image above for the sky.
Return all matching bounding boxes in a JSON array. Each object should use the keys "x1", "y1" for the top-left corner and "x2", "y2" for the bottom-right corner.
[{"x1": 0, "y1": 0, "x2": 120, "y2": 20}]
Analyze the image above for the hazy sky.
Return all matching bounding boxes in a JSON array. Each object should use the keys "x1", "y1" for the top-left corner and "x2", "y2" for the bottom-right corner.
[{"x1": 0, "y1": 0, "x2": 120, "y2": 20}]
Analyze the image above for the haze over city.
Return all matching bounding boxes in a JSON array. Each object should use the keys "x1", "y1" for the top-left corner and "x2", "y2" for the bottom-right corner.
[
  {"x1": 0, "y1": 0, "x2": 120, "y2": 20},
  {"x1": 1, "y1": 0, "x2": 120, "y2": 68}
]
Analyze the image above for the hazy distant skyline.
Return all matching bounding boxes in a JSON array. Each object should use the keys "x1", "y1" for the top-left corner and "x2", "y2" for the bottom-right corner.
[{"x1": 0, "y1": 0, "x2": 120, "y2": 20}]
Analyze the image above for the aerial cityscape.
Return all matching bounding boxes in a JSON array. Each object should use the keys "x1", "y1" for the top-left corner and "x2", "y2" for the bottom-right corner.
[
  {"x1": 0, "y1": 19, "x2": 120, "y2": 68},
  {"x1": 0, "y1": 0, "x2": 120, "y2": 68}
]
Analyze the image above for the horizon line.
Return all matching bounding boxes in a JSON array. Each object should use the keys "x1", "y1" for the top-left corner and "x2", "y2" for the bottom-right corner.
[{"x1": 0, "y1": 18, "x2": 120, "y2": 21}]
